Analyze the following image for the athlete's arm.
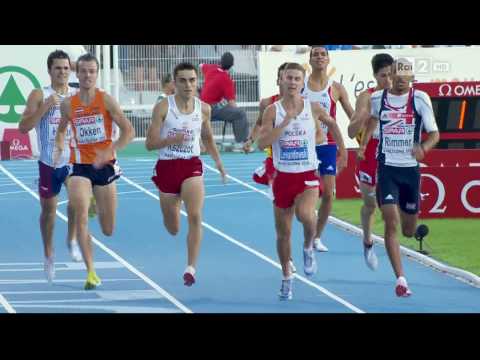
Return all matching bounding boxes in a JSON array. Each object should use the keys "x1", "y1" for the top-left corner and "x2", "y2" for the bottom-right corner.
[
  {"x1": 358, "y1": 116, "x2": 378, "y2": 161},
  {"x1": 311, "y1": 103, "x2": 326, "y2": 144},
  {"x1": 145, "y1": 99, "x2": 183, "y2": 151},
  {"x1": 412, "y1": 91, "x2": 440, "y2": 161},
  {"x1": 53, "y1": 99, "x2": 71, "y2": 167},
  {"x1": 104, "y1": 93, "x2": 135, "y2": 151},
  {"x1": 335, "y1": 82, "x2": 355, "y2": 119},
  {"x1": 348, "y1": 91, "x2": 371, "y2": 139},
  {"x1": 257, "y1": 104, "x2": 293, "y2": 150},
  {"x1": 201, "y1": 102, "x2": 226, "y2": 182},
  {"x1": 244, "y1": 97, "x2": 269, "y2": 152},
  {"x1": 19, "y1": 89, "x2": 57, "y2": 133}
]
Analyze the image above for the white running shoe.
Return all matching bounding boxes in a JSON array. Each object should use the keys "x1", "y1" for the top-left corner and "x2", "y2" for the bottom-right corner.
[
  {"x1": 363, "y1": 242, "x2": 378, "y2": 271},
  {"x1": 395, "y1": 276, "x2": 412, "y2": 297},
  {"x1": 303, "y1": 248, "x2": 317, "y2": 276},
  {"x1": 44, "y1": 257, "x2": 55, "y2": 284},
  {"x1": 288, "y1": 259, "x2": 297, "y2": 274},
  {"x1": 69, "y1": 240, "x2": 83, "y2": 262},
  {"x1": 313, "y1": 238, "x2": 328, "y2": 252},
  {"x1": 278, "y1": 278, "x2": 293, "y2": 300}
]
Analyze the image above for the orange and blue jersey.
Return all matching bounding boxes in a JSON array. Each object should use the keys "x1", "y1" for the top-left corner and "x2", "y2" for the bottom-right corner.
[{"x1": 69, "y1": 89, "x2": 114, "y2": 164}]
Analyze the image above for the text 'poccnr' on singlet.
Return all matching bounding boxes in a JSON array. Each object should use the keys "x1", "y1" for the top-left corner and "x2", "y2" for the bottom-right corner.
[
  {"x1": 301, "y1": 76, "x2": 337, "y2": 145},
  {"x1": 69, "y1": 88, "x2": 114, "y2": 164},
  {"x1": 158, "y1": 95, "x2": 202, "y2": 160},
  {"x1": 36, "y1": 85, "x2": 77, "y2": 167},
  {"x1": 271, "y1": 99, "x2": 318, "y2": 173}
]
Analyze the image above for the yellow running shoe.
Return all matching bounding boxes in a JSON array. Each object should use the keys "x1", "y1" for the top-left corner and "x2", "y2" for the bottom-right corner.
[
  {"x1": 84, "y1": 271, "x2": 102, "y2": 290},
  {"x1": 88, "y1": 196, "x2": 97, "y2": 218}
]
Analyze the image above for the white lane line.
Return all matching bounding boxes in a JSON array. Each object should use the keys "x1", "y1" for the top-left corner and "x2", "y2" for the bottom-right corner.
[
  {"x1": 0, "y1": 294, "x2": 15, "y2": 313},
  {"x1": 0, "y1": 190, "x2": 27, "y2": 196},
  {"x1": 0, "y1": 164, "x2": 192, "y2": 314},
  {"x1": 0, "y1": 261, "x2": 125, "y2": 272},
  {"x1": 10, "y1": 304, "x2": 180, "y2": 313},
  {"x1": 2, "y1": 289, "x2": 161, "y2": 297},
  {"x1": 117, "y1": 190, "x2": 143, "y2": 195},
  {"x1": 121, "y1": 174, "x2": 364, "y2": 314},
  {"x1": 205, "y1": 190, "x2": 255, "y2": 199},
  {"x1": 10, "y1": 290, "x2": 165, "y2": 304},
  {"x1": 0, "y1": 278, "x2": 140, "y2": 285}
]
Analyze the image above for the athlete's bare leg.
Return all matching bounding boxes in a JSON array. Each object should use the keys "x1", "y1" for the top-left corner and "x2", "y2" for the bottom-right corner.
[
  {"x1": 159, "y1": 193, "x2": 182, "y2": 236},
  {"x1": 315, "y1": 174, "x2": 335, "y2": 238},
  {"x1": 180, "y1": 176, "x2": 204, "y2": 268},
  {"x1": 360, "y1": 182, "x2": 376, "y2": 246},
  {"x1": 64, "y1": 178, "x2": 76, "y2": 244},
  {"x1": 274, "y1": 205, "x2": 295, "y2": 277},
  {"x1": 92, "y1": 181, "x2": 117, "y2": 236},
  {"x1": 39, "y1": 196, "x2": 58, "y2": 259},
  {"x1": 380, "y1": 204, "x2": 404, "y2": 278},
  {"x1": 295, "y1": 187, "x2": 319, "y2": 249},
  {"x1": 399, "y1": 211, "x2": 418, "y2": 238},
  {"x1": 68, "y1": 176, "x2": 94, "y2": 272}
]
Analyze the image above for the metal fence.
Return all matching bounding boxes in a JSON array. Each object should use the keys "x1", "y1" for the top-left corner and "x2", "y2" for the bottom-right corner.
[{"x1": 83, "y1": 45, "x2": 262, "y2": 141}]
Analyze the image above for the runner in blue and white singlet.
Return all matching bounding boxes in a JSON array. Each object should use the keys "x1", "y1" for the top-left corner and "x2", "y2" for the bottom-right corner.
[
  {"x1": 36, "y1": 85, "x2": 77, "y2": 168},
  {"x1": 301, "y1": 46, "x2": 353, "y2": 254},
  {"x1": 19, "y1": 50, "x2": 83, "y2": 283},
  {"x1": 362, "y1": 57, "x2": 440, "y2": 297}
]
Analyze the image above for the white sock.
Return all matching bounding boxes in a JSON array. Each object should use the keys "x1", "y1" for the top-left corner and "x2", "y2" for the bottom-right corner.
[
  {"x1": 185, "y1": 265, "x2": 196, "y2": 276},
  {"x1": 283, "y1": 273, "x2": 293, "y2": 281}
]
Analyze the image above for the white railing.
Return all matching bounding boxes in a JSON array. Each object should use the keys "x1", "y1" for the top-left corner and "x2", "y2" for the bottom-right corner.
[{"x1": 83, "y1": 45, "x2": 262, "y2": 141}]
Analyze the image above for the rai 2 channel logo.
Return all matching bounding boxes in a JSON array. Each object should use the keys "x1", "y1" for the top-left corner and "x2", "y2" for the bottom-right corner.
[{"x1": 396, "y1": 57, "x2": 451, "y2": 76}]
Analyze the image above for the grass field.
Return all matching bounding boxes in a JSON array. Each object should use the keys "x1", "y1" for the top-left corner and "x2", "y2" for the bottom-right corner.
[{"x1": 331, "y1": 199, "x2": 480, "y2": 276}]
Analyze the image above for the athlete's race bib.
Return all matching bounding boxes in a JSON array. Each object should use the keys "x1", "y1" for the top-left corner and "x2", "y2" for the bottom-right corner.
[
  {"x1": 279, "y1": 139, "x2": 309, "y2": 161},
  {"x1": 48, "y1": 117, "x2": 72, "y2": 142},
  {"x1": 166, "y1": 128, "x2": 195, "y2": 156},
  {"x1": 380, "y1": 111, "x2": 415, "y2": 162},
  {"x1": 74, "y1": 115, "x2": 106, "y2": 145}
]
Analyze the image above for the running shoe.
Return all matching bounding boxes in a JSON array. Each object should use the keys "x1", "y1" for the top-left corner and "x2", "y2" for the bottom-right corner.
[
  {"x1": 395, "y1": 276, "x2": 412, "y2": 297},
  {"x1": 183, "y1": 266, "x2": 196, "y2": 287},
  {"x1": 278, "y1": 278, "x2": 293, "y2": 300},
  {"x1": 303, "y1": 248, "x2": 317, "y2": 276},
  {"x1": 363, "y1": 242, "x2": 378, "y2": 271},
  {"x1": 44, "y1": 256, "x2": 55, "y2": 284},
  {"x1": 68, "y1": 240, "x2": 83, "y2": 262},
  {"x1": 84, "y1": 271, "x2": 102, "y2": 290},
  {"x1": 313, "y1": 237, "x2": 328, "y2": 252}
]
